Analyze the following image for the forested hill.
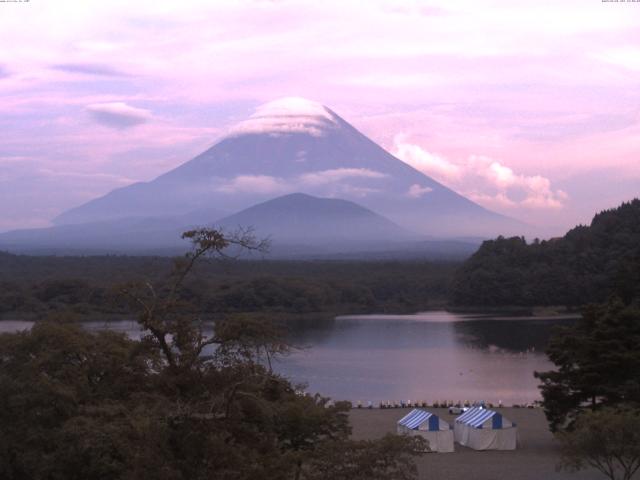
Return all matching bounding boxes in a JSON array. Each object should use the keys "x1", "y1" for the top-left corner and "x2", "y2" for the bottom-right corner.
[
  {"x1": 0, "y1": 253, "x2": 456, "y2": 319},
  {"x1": 450, "y1": 199, "x2": 640, "y2": 307}
]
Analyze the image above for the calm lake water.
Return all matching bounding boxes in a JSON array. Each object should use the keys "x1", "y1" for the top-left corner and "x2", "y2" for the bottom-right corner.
[{"x1": 0, "y1": 311, "x2": 575, "y2": 405}]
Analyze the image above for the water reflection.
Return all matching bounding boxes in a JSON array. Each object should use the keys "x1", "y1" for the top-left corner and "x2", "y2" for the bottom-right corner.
[
  {"x1": 276, "y1": 312, "x2": 577, "y2": 405},
  {"x1": 453, "y1": 317, "x2": 576, "y2": 352},
  {"x1": 0, "y1": 312, "x2": 576, "y2": 405}
]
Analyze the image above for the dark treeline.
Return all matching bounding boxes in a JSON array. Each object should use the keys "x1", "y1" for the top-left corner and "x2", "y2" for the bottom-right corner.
[
  {"x1": 451, "y1": 199, "x2": 640, "y2": 307},
  {"x1": 0, "y1": 229, "x2": 425, "y2": 480},
  {"x1": 0, "y1": 253, "x2": 457, "y2": 319}
]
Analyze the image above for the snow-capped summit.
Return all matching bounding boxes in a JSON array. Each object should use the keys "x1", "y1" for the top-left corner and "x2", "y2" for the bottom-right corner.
[{"x1": 228, "y1": 97, "x2": 338, "y2": 137}]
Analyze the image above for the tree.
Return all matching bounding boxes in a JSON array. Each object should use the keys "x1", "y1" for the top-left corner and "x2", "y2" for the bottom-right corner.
[
  {"x1": 303, "y1": 434, "x2": 427, "y2": 480},
  {"x1": 0, "y1": 228, "x2": 425, "y2": 480},
  {"x1": 535, "y1": 298, "x2": 640, "y2": 432},
  {"x1": 557, "y1": 407, "x2": 640, "y2": 480},
  {"x1": 0, "y1": 321, "x2": 156, "y2": 480},
  {"x1": 119, "y1": 227, "x2": 271, "y2": 374}
]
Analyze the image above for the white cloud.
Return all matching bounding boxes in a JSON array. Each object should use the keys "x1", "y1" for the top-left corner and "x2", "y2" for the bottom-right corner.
[
  {"x1": 393, "y1": 135, "x2": 461, "y2": 183},
  {"x1": 37, "y1": 168, "x2": 134, "y2": 184},
  {"x1": 468, "y1": 192, "x2": 517, "y2": 209},
  {"x1": 407, "y1": 184, "x2": 433, "y2": 198},
  {"x1": 595, "y1": 48, "x2": 640, "y2": 71},
  {"x1": 202, "y1": 166, "x2": 393, "y2": 203},
  {"x1": 228, "y1": 97, "x2": 338, "y2": 137},
  {"x1": 86, "y1": 102, "x2": 152, "y2": 128},
  {"x1": 394, "y1": 137, "x2": 568, "y2": 210},
  {"x1": 300, "y1": 168, "x2": 387, "y2": 186},
  {"x1": 339, "y1": 185, "x2": 382, "y2": 198},
  {"x1": 216, "y1": 175, "x2": 289, "y2": 194},
  {"x1": 53, "y1": 63, "x2": 130, "y2": 77},
  {"x1": 216, "y1": 169, "x2": 386, "y2": 198}
]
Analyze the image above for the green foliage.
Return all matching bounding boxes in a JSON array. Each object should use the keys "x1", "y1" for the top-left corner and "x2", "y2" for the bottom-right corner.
[
  {"x1": 0, "y1": 256, "x2": 456, "y2": 320},
  {"x1": 557, "y1": 407, "x2": 640, "y2": 480},
  {"x1": 451, "y1": 199, "x2": 640, "y2": 307},
  {"x1": 0, "y1": 322, "x2": 156, "y2": 480},
  {"x1": 302, "y1": 434, "x2": 426, "y2": 480},
  {"x1": 535, "y1": 298, "x2": 640, "y2": 432},
  {"x1": 0, "y1": 229, "x2": 425, "y2": 480}
]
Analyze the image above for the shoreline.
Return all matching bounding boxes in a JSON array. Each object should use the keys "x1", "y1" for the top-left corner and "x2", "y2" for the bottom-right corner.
[{"x1": 0, "y1": 304, "x2": 583, "y2": 323}]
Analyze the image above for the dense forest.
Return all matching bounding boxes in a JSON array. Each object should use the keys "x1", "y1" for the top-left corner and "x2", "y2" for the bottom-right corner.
[
  {"x1": 451, "y1": 199, "x2": 640, "y2": 307},
  {"x1": 0, "y1": 230, "x2": 425, "y2": 479},
  {"x1": 0, "y1": 253, "x2": 457, "y2": 320}
]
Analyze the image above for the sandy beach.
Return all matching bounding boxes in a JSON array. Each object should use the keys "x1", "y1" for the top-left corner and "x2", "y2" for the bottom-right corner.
[{"x1": 349, "y1": 407, "x2": 603, "y2": 480}]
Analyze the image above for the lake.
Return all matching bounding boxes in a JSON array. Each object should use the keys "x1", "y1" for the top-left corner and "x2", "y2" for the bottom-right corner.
[{"x1": 0, "y1": 311, "x2": 575, "y2": 405}]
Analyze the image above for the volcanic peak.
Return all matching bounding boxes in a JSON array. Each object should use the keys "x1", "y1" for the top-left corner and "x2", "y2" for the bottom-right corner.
[{"x1": 228, "y1": 97, "x2": 338, "y2": 137}]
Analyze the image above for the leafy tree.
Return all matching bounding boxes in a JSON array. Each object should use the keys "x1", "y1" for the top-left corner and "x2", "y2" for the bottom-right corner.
[
  {"x1": 557, "y1": 407, "x2": 640, "y2": 480},
  {"x1": 0, "y1": 321, "x2": 155, "y2": 480},
  {"x1": 303, "y1": 434, "x2": 426, "y2": 480},
  {"x1": 535, "y1": 298, "x2": 640, "y2": 431},
  {"x1": 0, "y1": 228, "x2": 425, "y2": 480}
]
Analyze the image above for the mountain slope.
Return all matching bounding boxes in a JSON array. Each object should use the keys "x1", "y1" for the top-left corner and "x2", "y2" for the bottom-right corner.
[
  {"x1": 0, "y1": 208, "x2": 224, "y2": 254},
  {"x1": 54, "y1": 97, "x2": 521, "y2": 237}
]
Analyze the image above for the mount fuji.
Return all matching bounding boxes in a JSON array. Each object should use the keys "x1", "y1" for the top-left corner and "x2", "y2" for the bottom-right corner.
[
  {"x1": 53, "y1": 97, "x2": 520, "y2": 237},
  {"x1": 0, "y1": 98, "x2": 523, "y2": 255}
]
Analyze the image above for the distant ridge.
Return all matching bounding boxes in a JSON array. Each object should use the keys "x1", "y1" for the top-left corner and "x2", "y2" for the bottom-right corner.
[
  {"x1": 0, "y1": 192, "x2": 481, "y2": 259},
  {"x1": 216, "y1": 192, "x2": 412, "y2": 245}
]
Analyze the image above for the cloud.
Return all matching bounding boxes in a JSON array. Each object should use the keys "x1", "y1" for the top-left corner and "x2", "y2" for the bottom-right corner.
[
  {"x1": 300, "y1": 168, "x2": 387, "y2": 186},
  {"x1": 393, "y1": 135, "x2": 461, "y2": 182},
  {"x1": 216, "y1": 175, "x2": 289, "y2": 194},
  {"x1": 0, "y1": 155, "x2": 30, "y2": 164},
  {"x1": 594, "y1": 48, "x2": 640, "y2": 72},
  {"x1": 37, "y1": 168, "x2": 134, "y2": 185},
  {"x1": 407, "y1": 184, "x2": 433, "y2": 198},
  {"x1": 467, "y1": 192, "x2": 517, "y2": 209},
  {"x1": 394, "y1": 136, "x2": 568, "y2": 210},
  {"x1": 467, "y1": 155, "x2": 569, "y2": 209},
  {"x1": 298, "y1": 169, "x2": 385, "y2": 198},
  {"x1": 384, "y1": 3, "x2": 446, "y2": 17},
  {"x1": 228, "y1": 97, "x2": 338, "y2": 137},
  {"x1": 86, "y1": 102, "x2": 152, "y2": 129},
  {"x1": 214, "y1": 169, "x2": 387, "y2": 198},
  {"x1": 53, "y1": 63, "x2": 130, "y2": 77},
  {"x1": 339, "y1": 185, "x2": 382, "y2": 198}
]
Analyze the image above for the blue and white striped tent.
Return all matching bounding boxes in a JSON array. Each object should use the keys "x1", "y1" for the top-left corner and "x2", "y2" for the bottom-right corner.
[
  {"x1": 397, "y1": 409, "x2": 454, "y2": 453},
  {"x1": 455, "y1": 407, "x2": 513, "y2": 429},
  {"x1": 454, "y1": 407, "x2": 517, "y2": 450}
]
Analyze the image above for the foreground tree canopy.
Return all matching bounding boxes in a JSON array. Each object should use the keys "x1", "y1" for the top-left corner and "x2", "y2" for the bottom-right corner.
[
  {"x1": 558, "y1": 407, "x2": 640, "y2": 480},
  {"x1": 0, "y1": 229, "x2": 425, "y2": 480},
  {"x1": 535, "y1": 298, "x2": 640, "y2": 432}
]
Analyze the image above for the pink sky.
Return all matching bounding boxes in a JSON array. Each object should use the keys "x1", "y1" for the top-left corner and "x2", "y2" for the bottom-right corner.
[{"x1": 0, "y1": 0, "x2": 638, "y2": 234}]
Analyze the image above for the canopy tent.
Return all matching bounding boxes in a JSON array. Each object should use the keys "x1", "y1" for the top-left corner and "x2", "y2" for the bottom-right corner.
[
  {"x1": 453, "y1": 407, "x2": 517, "y2": 450},
  {"x1": 397, "y1": 409, "x2": 454, "y2": 453}
]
